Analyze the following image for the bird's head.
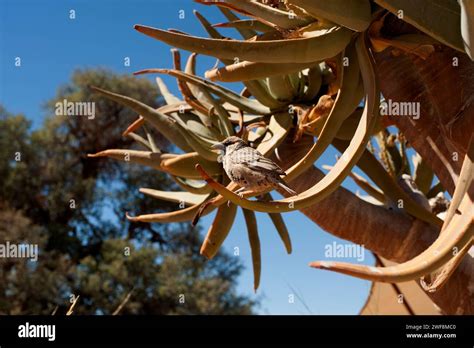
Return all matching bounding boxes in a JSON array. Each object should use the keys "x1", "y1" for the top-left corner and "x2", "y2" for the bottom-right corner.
[{"x1": 211, "y1": 136, "x2": 247, "y2": 152}]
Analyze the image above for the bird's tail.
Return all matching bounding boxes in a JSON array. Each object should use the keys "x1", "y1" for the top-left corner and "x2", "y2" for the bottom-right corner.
[{"x1": 277, "y1": 181, "x2": 297, "y2": 196}]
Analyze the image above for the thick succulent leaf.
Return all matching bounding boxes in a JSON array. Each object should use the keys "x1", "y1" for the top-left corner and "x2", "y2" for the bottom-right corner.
[
  {"x1": 289, "y1": 71, "x2": 305, "y2": 99},
  {"x1": 170, "y1": 48, "x2": 212, "y2": 118},
  {"x1": 142, "y1": 125, "x2": 159, "y2": 153},
  {"x1": 176, "y1": 127, "x2": 219, "y2": 161},
  {"x1": 194, "y1": 10, "x2": 223, "y2": 39},
  {"x1": 195, "y1": 33, "x2": 379, "y2": 213},
  {"x1": 246, "y1": 126, "x2": 267, "y2": 143},
  {"x1": 420, "y1": 241, "x2": 472, "y2": 292},
  {"x1": 302, "y1": 64, "x2": 323, "y2": 102},
  {"x1": 374, "y1": 0, "x2": 464, "y2": 52},
  {"x1": 168, "y1": 114, "x2": 221, "y2": 161},
  {"x1": 288, "y1": 0, "x2": 372, "y2": 32},
  {"x1": 197, "y1": 88, "x2": 235, "y2": 137},
  {"x1": 191, "y1": 9, "x2": 281, "y2": 109},
  {"x1": 421, "y1": 137, "x2": 472, "y2": 292},
  {"x1": 412, "y1": 152, "x2": 434, "y2": 194},
  {"x1": 200, "y1": 203, "x2": 238, "y2": 259},
  {"x1": 198, "y1": 0, "x2": 314, "y2": 29},
  {"x1": 440, "y1": 135, "x2": 474, "y2": 229},
  {"x1": 229, "y1": 114, "x2": 264, "y2": 125},
  {"x1": 243, "y1": 80, "x2": 285, "y2": 109},
  {"x1": 310, "y1": 191, "x2": 473, "y2": 282},
  {"x1": 265, "y1": 194, "x2": 292, "y2": 254},
  {"x1": 155, "y1": 77, "x2": 181, "y2": 105},
  {"x1": 257, "y1": 112, "x2": 293, "y2": 154},
  {"x1": 88, "y1": 149, "x2": 221, "y2": 180},
  {"x1": 135, "y1": 69, "x2": 271, "y2": 115},
  {"x1": 267, "y1": 75, "x2": 298, "y2": 101},
  {"x1": 182, "y1": 53, "x2": 229, "y2": 134},
  {"x1": 88, "y1": 149, "x2": 169, "y2": 170},
  {"x1": 126, "y1": 195, "x2": 216, "y2": 223},
  {"x1": 134, "y1": 24, "x2": 353, "y2": 64},
  {"x1": 158, "y1": 102, "x2": 193, "y2": 115},
  {"x1": 161, "y1": 152, "x2": 221, "y2": 179},
  {"x1": 90, "y1": 86, "x2": 192, "y2": 152},
  {"x1": 172, "y1": 111, "x2": 219, "y2": 141},
  {"x1": 184, "y1": 52, "x2": 209, "y2": 105},
  {"x1": 218, "y1": 7, "x2": 256, "y2": 39},
  {"x1": 171, "y1": 176, "x2": 213, "y2": 195},
  {"x1": 205, "y1": 61, "x2": 318, "y2": 82},
  {"x1": 139, "y1": 188, "x2": 208, "y2": 206},
  {"x1": 334, "y1": 106, "x2": 364, "y2": 140},
  {"x1": 460, "y1": 0, "x2": 474, "y2": 60},
  {"x1": 123, "y1": 116, "x2": 145, "y2": 137},
  {"x1": 126, "y1": 132, "x2": 153, "y2": 151},
  {"x1": 242, "y1": 208, "x2": 261, "y2": 291},
  {"x1": 296, "y1": 41, "x2": 361, "y2": 168},
  {"x1": 160, "y1": 101, "x2": 216, "y2": 129},
  {"x1": 213, "y1": 19, "x2": 274, "y2": 33}
]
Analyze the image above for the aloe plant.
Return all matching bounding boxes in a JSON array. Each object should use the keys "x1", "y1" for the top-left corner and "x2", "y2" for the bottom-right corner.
[{"x1": 89, "y1": 0, "x2": 473, "y2": 313}]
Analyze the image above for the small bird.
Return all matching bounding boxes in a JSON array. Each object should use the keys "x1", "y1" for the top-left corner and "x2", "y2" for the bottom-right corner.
[{"x1": 212, "y1": 136, "x2": 297, "y2": 196}]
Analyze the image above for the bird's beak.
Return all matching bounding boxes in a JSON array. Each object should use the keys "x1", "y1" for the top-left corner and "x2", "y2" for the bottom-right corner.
[{"x1": 211, "y1": 143, "x2": 225, "y2": 151}]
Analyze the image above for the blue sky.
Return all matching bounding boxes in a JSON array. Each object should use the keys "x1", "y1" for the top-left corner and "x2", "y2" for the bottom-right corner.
[{"x1": 0, "y1": 0, "x2": 376, "y2": 314}]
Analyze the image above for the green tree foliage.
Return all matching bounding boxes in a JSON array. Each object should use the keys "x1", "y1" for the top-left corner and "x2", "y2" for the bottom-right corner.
[{"x1": 0, "y1": 70, "x2": 254, "y2": 315}]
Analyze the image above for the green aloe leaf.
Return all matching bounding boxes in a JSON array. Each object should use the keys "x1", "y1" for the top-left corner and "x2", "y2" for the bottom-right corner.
[
  {"x1": 134, "y1": 24, "x2": 353, "y2": 64},
  {"x1": 269, "y1": 212, "x2": 292, "y2": 254},
  {"x1": 172, "y1": 111, "x2": 219, "y2": 141},
  {"x1": 126, "y1": 194, "x2": 216, "y2": 223},
  {"x1": 88, "y1": 149, "x2": 168, "y2": 170},
  {"x1": 412, "y1": 152, "x2": 434, "y2": 194},
  {"x1": 287, "y1": 0, "x2": 372, "y2": 32},
  {"x1": 256, "y1": 112, "x2": 293, "y2": 155},
  {"x1": 302, "y1": 64, "x2": 323, "y2": 102},
  {"x1": 171, "y1": 176, "x2": 213, "y2": 195},
  {"x1": 126, "y1": 132, "x2": 153, "y2": 151},
  {"x1": 192, "y1": 11, "x2": 284, "y2": 109},
  {"x1": 242, "y1": 208, "x2": 261, "y2": 292},
  {"x1": 205, "y1": 61, "x2": 318, "y2": 82},
  {"x1": 140, "y1": 188, "x2": 208, "y2": 206},
  {"x1": 218, "y1": 7, "x2": 256, "y2": 39},
  {"x1": 213, "y1": 19, "x2": 274, "y2": 33},
  {"x1": 441, "y1": 135, "x2": 473, "y2": 229},
  {"x1": 155, "y1": 77, "x2": 181, "y2": 105},
  {"x1": 135, "y1": 69, "x2": 271, "y2": 115},
  {"x1": 90, "y1": 86, "x2": 192, "y2": 152},
  {"x1": 292, "y1": 40, "x2": 361, "y2": 171},
  {"x1": 161, "y1": 152, "x2": 221, "y2": 179},
  {"x1": 265, "y1": 194, "x2": 292, "y2": 254},
  {"x1": 200, "y1": 203, "x2": 238, "y2": 259},
  {"x1": 267, "y1": 75, "x2": 298, "y2": 102},
  {"x1": 199, "y1": 0, "x2": 314, "y2": 29}
]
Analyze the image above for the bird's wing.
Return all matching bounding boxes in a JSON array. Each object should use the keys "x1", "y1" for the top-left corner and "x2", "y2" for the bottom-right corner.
[
  {"x1": 247, "y1": 154, "x2": 286, "y2": 175},
  {"x1": 232, "y1": 147, "x2": 286, "y2": 175}
]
